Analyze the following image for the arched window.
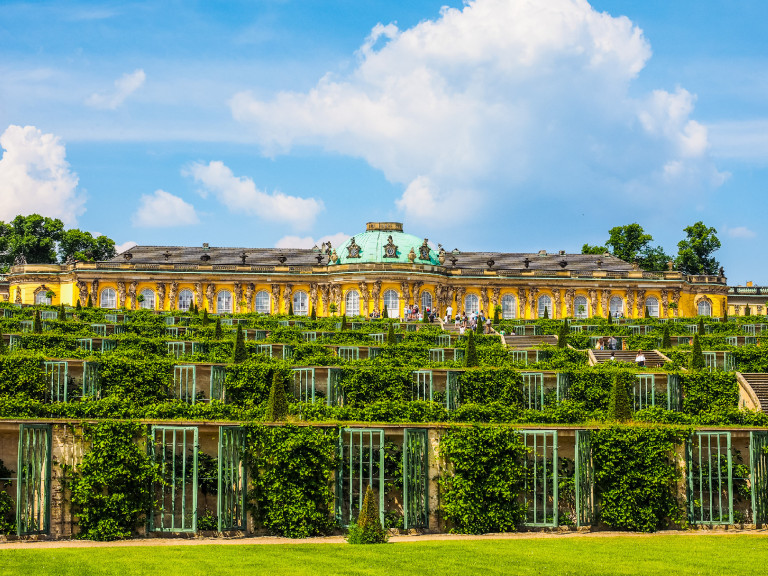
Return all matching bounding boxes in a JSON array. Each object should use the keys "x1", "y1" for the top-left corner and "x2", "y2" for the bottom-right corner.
[
  {"x1": 574, "y1": 296, "x2": 588, "y2": 319},
  {"x1": 254, "y1": 290, "x2": 271, "y2": 314},
  {"x1": 178, "y1": 289, "x2": 194, "y2": 311},
  {"x1": 383, "y1": 290, "x2": 399, "y2": 317},
  {"x1": 293, "y1": 291, "x2": 309, "y2": 316},
  {"x1": 501, "y1": 294, "x2": 517, "y2": 319},
  {"x1": 139, "y1": 289, "x2": 155, "y2": 310},
  {"x1": 645, "y1": 296, "x2": 660, "y2": 318},
  {"x1": 34, "y1": 290, "x2": 52, "y2": 305},
  {"x1": 538, "y1": 294, "x2": 552, "y2": 318},
  {"x1": 609, "y1": 296, "x2": 623, "y2": 317},
  {"x1": 465, "y1": 294, "x2": 480, "y2": 314},
  {"x1": 697, "y1": 299, "x2": 712, "y2": 317},
  {"x1": 217, "y1": 290, "x2": 233, "y2": 314},
  {"x1": 100, "y1": 288, "x2": 116, "y2": 309},
  {"x1": 345, "y1": 290, "x2": 360, "y2": 316},
  {"x1": 421, "y1": 291, "x2": 433, "y2": 312}
]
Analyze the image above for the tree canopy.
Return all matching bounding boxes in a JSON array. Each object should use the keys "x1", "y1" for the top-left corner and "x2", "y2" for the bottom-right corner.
[
  {"x1": 675, "y1": 221, "x2": 721, "y2": 275},
  {"x1": 0, "y1": 214, "x2": 116, "y2": 267},
  {"x1": 604, "y1": 223, "x2": 671, "y2": 271}
]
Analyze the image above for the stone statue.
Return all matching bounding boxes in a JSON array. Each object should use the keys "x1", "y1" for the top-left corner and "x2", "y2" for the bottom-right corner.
[
  {"x1": 329, "y1": 249, "x2": 339, "y2": 264},
  {"x1": 661, "y1": 289, "x2": 669, "y2": 318},
  {"x1": 117, "y1": 281, "x2": 126, "y2": 308},
  {"x1": 372, "y1": 280, "x2": 381, "y2": 314},
  {"x1": 13, "y1": 253, "x2": 27, "y2": 266},
  {"x1": 455, "y1": 287, "x2": 466, "y2": 314},
  {"x1": 408, "y1": 247, "x2": 416, "y2": 263},
  {"x1": 129, "y1": 281, "x2": 138, "y2": 310},
  {"x1": 77, "y1": 281, "x2": 89, "y2": 307},
  {"x1": 635, "y1": 289, "x2": 646, "y2": 317},
  {"x1": 358, "y1": 281, "x2": 369, "y2": 315},
  {"x1": 412, "y1": 281, "x2": 424, "y2": 307},
  {"x1": 283, "y1": 284, "x2": 293, "y2": 311},
  {"x1": 528, "y1": 287, "x2": 539, "y2": 318},
  {"x1": 552, "y1": 289, "x2": 561, "y2": 320},
  {"x1": 518, "y1": 288, "x2": 527, "y2": 319},
  {"x1": 331, "y1": 284, "x2": 342, "y2": 310},
  {"x1": 245, "y1": 283, "x2": 255, "y2": 311},
  {"x1": 491, "y1": 287, "x2": 501, "y2": 309},
  {"x1": 564, "y1": 289, "x2": 575, "y2": 317},
  {"x1": 400, "y1": 281, "x2": 411, "y2": 305},
  {"x1": 481, "y1": 289, "x2": 490, "y2": 316},
  {"x1": 600, "y1": 289, "x2": 610, "y2": 318},
  {"x1": 168, "y1": 282, "x2": 178, "y2": 311},
  {"x1": 156, "y1": 282, "x2": 166, "y2": 311},
  {"x1": 588, "y1": 289, "x2": 598, "y2": 318},
  {"x1": 438, "y1": 244, "x2": 446, "y2": 265},
  {"x1": 233, "y1": 282, "x2": 242, "y2": 312},
  {"x1": 206, "y1": 283, "x2": 216, "y2": 311},
  {"x1": 626, "y1": 290, "x2": 635, "y2": 319},
  {"x1": 319, "y1": 284, "x2": 330, "y2": 313},
  {"x1": 309, "y1": 283, "x2": 318, "y2": 311},
  {"x1": 194, "y1": 282, "x2": 203, "y2": 308},
  {"x1": 14, "y1": 287, "x2": 22, "y2": 304},
  {"x1": 91, "y1": 280, "x2": 100, "y2": 302},
  {"x1": 271, "y1": 284, "x2": 281, "y2": 313}
]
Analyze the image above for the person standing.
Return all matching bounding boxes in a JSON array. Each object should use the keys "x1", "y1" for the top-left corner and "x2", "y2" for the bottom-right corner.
[{"x1": 635, "y1": 350, "x2": 646, "y2": 368}]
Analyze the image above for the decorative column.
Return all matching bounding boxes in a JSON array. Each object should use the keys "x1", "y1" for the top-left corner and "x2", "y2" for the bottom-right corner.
[
  {"x1": 271, "y1": 284, "x2": 281, "y2": 314},
  {"x1": 246, "y1": 283, "x2": 255, "y2": 312},
  {"x1": 233, "y1": 282, "x2": 242, "y2": 312},
  {"x1": 412, "y1": 281, "x2": 424, "y2": 307},
  {"x1": 481, "y1": 288, "x2": 490, "y2": 316},
  {"x1": 14, "y1": 287, "x2": 22, "y2": 305},
  {"x1": 156, "y1": 282, "x2": 166, "y2": 311},
  {"x1": 518, "y1": 288, "x2": 528, "y2": 320},
  {"x1": 600, "y1": 289, "x2": 610, "y2": 317},
  {"x1": 194, "y1": 282, "x2": 204, "y2": 309},
  {"x1": 168, "y1": 282, "x2": 178, "y2": 311},
  {"x1": 455, "y1": 287, "x2": 466, "y2": 314},
  {"x1": 331, "y1": 284, "x2": 342, "y2": 312},
  {"x1": 565, "y1": 289, "x2": 575, "y2": 317},
  {"x1": 129, "y1": 281, "x2": 138, "y2": 310},
  {"x1": 626, "y1": 289, "x2": 635, "y2": 319},
  {"x1": 283, "y1": 284, "x2": 293, "y2": 314},
  {"x1": 76, "y1": 281, "x2": 88, "y2": 307},
  {"x1": 552, "y1": 288, "x2": 561, "y2": 319},
  {"x1": 529, "y1": 287, "x2": 539, "y2": 318},
  {"x1": 372, "y1": 281, "x2": 381, "y2": 314},
  {"x1": 91, "y1": 279, "x2": 99, "y2": 304},
  {"x1": 309, "y1": 283, "x2": 318, "y2": 313},
  {"x1": 359, "y1": 281, "x2": 369, "y2": 316},
  {"x1": 636, "y1": 289, "x2": 646, "y2": 317},
  {"x1": 319, "y1": 284, "x2": 330, "y2": 315},
  {"x1": 491, "y1": 287, "x2": 501, "y2": 311},
  {"x1": 671, "y1": 289, "x2": 681, "y2": 317},
  {"x1": 588, "y1": 289, "x2": 598, "y2": 318},
  {"x1": 400, "y1": 281, "x2": 411, "y2": 307},
  {"x1": 661, "y1": 289, "x2": 669, "y2": 318},
  {"x1": 205, "y1": 283, "x2": 216, "y2": 312},
  {"x1": 117, "y1": 281, "x2": 126, "y2": 309}
]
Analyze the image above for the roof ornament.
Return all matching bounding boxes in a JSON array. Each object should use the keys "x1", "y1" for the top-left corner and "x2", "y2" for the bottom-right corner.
[
  {"x1": 408, "y1": 247, "x2": 417, "y2": 263},
  {"x1": 123, "y1": 252, "x2": 133, "y2": 261},
  {"x1": 419, "y1": 238, "x2": 431, "y2": 260},
  {"x1": 13, "y1": 253, "x2": 26, "y2": 266},
  {"x1": 559, "y1": 260, "x2": 568, "y2": 268},
  {"x1": 329, "y1": 249, "x2": 339, "y2": 264},
  {"x1": 200, "y1": 254, "x2": 211, "y2": 262},
  {"x1": 437, "y1": 244, "x2": 446, "y2": 265},
  {"x1": 163, "y1": 251, "x2": 172, "y2": 261},
  {"x1": 487, "y1": 258, "x2": 495, "y2": 269},
  {"x1": 320, "y1": 241, "x2": 333, "y2": 256},
  {"x1": 346, "y1": 237, "x2": 361, "y2": 258},
  {"x1": 277, "y1": 255, "x2": 287, "y2": 265},
  {"x1": 315, "y1": 254, "x2": 324, "y2": 264},
  {"x1": 383, "y1": 235, "x2": 398, "y2": 258},
  {"x1": 240, "y1": 251, "x2": 248, "y2": 265},
  {"x1": 523, "y1": 257, "x2": 531, "y2": 269},
  {"x1": 450, "y1": 255, "x2": 458, "y2": 267}
]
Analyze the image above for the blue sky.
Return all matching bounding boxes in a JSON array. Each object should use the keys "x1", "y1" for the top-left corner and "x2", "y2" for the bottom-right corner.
[{"x1": 1, "y1": 1, "x2": 767, "y2": 283}]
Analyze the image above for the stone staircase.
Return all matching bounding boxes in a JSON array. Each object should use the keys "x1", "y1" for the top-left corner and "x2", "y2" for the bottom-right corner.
[
  {"x1": 736, "y1": 373, "x2": 768, "y2": 412},
  {"x1": 503, "y1": 335, "x2": 558, "y2": 349},
  {"x1": 590, "y1": 349, "x2": 667, "y2": 368}
]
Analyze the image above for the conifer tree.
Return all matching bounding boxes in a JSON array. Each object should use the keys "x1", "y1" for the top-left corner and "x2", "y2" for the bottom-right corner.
[
  {"x1": 310, "y1": 306, "x2": 317, "y2": 321},
  {"x1": 341, "y1": 314, "x2": 347, "y2": 331},
  {"x1": 607, "y1": 310, "x2": 612, "y2": 323},
  {"x1": 475, "y1": 318, "x2": 483, "y2": 335},
  {"x1": 744, "y1": 305, "x2": 751, "y2": 317},
  {"x1": 58, "y1": 303, "x2": 66, "y2": 321},
  {"x1": 76, "y1": 300, "x2": 82, "y2": 311},
  {"x1": 689, "y1": 333, "x2": 705, "y2": 370},
  {"x1": 382, "y1": 304, "x2": 388, "y2": 319},
  {"x1": 232, "y1": 324, "x2": 247, "y2": 364},
  {"x1": 608, "y1": 373, "x2": 632, "y2": 422},
  {"x1": 386, "y1": 323, "x2": 396, "y2": 346},
  {"x1": 288, "y1": 301, "x2": 294, "y2": 316},
  {"x1": 266, "y1": 372, "x2": 289, "y2": 421},
  {"x1": 543, "y1": 306, "x2": 549, "y2": 319},
  {"x1": 422, "y1": 309, "x2": 430, "y2": 323},
  {"x1": 644, "y1": 306, "x2": 650, "y2": 319},
  {"x1": 202, "y1": 308, "x2": 209, "y2": 326},
  {"x1": 697, "y1": 317, "x2": 705, "y2": 335},
  {"x1": 722, "y1": 301, "x2": 728, "y2": 323},
  {"x1": 493, "y1": 306, "x2": 500, "y2": 324},
  {"x1": 347, "y1": 485, "x2": 387, "y2": 544},
  {"x1": 661, "y1": 325, "x2": 671, "y2": 348},
  {"x1": 86, "y1": 294, "x2": 93, "y2": 308},
  {"x1": 557, "y1": 320, "x2": 569, "y2": 348},
  {"x1": 465, "y1": 330, "x2": 478, "y2": 367},
  {"x1": 214, "y1": 318, "x2": 222, "y2": 339},
  {"x1": 0, "y1": 329, "x2": 6, "y2": 354},
  {"x1": 33, "y1": 310, "x2": 42, "y2": 334}
]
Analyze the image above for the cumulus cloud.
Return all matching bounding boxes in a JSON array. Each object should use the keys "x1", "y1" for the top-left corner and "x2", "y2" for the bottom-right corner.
[
  {"x1": 0, "y1": 124, "x2": 85, "y2": 226},
  {"x1": 230, "y1": 0, "x2": 724, "y2": 221},
  {"x1": 132, "y1": 190, "x2": 199, "y2": 227},
  {"x1": 275, "y1": 232, "x2": 350, "y2": 249},
  {"x1": 184, "y1": 160, "x2": 323, "y2": 230},
  {"x1": 724, "y1": 226, "x2": 756, "y2": 239},
  {"x1": 86, "y1": 69, "x2": 146, "y2": 110},
  {"x1": 115, "y1": 240, "x2": 138, "y2": 253}
]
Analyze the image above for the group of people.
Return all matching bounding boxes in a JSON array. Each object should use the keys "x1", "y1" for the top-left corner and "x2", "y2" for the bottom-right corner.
[
  {"x1": 606, "y1": 349, "x2": 646, "y2": 367},
  {"x1": 371, "y1": 304, "x2": 438, "y2": 322},
  {"x1": 442, "y1": 306, "x2": 494, "y2": 335},
  {"x1": 594, "y1": 336, "x2": 621, "y2": 351}
]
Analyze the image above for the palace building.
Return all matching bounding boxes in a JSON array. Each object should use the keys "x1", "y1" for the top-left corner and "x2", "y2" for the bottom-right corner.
[{"x1": 7, "y1": 221, "x2": 728, "y2": 318}]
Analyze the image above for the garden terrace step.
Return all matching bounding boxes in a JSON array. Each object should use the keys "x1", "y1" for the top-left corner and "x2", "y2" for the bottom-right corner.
[
  {"x1": 591, "y1": 349, "x2": 667, "y2": 368},
  {"x1": 503, "y1": 335, "x2": 558, "y2": 350},
  {"x1": 736, "y1": 373, "x2": 768, "y2": 411}
]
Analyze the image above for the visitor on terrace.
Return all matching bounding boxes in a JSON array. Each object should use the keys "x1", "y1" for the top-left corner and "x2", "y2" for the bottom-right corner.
[{"x1": 635, "y1": 350, "x2": 646, "y2": 367}]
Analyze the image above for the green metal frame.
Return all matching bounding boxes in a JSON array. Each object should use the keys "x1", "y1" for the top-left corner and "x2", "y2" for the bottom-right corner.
[
  {"x1": 750, "y1": 431, "x2": 768, "y2": 525},
  {"x1": 743, "y1": 324, "x2": 756, "y2": 336},
  {"x1": 453, "y1": 348, "x2": 465, "y2": 362},
  {"x1": 253, "y1": 329, "x2": 268, "y2": 341},
  {"x1": 166, "y1": 327, "x2": 180, "y2": 337},
  {"x1": 91, "y1": 323, "x2": 107, "y2": 337},
  {"x1": 210, "y1": 365, "x2": 226, "y2": 402},
  {"x1": 44, "y1": 360, "x2": 69, "y2": 403},
  {"x1": 282, "y1": 345, "x2": 294, "y2": 360},
  {"x1": 435, "y1": 334, "x2": 450, "y2": 347},
  {"x1": 327, "y1": 367, "x2": 344, "y2": 406},
  {"x1": 218, "y1": 426, "x2": 247, "y2": 532},
  {"x1": 412, "y1": 370, "x2": 433, "y2": 402},
  {"x1": 302, "y1": 331, "x2": 317, "y2": 342},
  {"x1": 191, "y1": 342, "x2": 207, "y2": 355},
  {"x1": 702, "y1": 352, "x2": 717, "y2": 372},
  {"x1": 633, "y1": 374, "x2": 656, "y2": 411},
  {"x1": 667, "y1": 374, "x2": 682, "y2": 411},
  {"x1": 105, "y1": 313, "x2": 118, "y2": 323},
  {"x1": 510, "y1": 350, "x2": 529, "y2": 364},
  {"x1": 403, "y1": 428, "x2": 429, "y2": 529},
  {"x1": 292, "y1": 367, "x2": 316, "y2": 402},
  {"x1": 9, "y1": 334, "x2": 21, "y2": 351},
  {"x1": 255, "y1": 344, "x2": 273, "y2": 357},
  {"x1": 165, "y1": 316, "x2": 177, "y2": 326},
  {"x1": 445, "y1": 371, "x2": 461, "y2": 411},
  {"x1": 574, "y1": 430, "x2": 594, "y2": 527},
  {"x1": 174, "y1": 365, "x2": 197, "y2": 403},
  {"x1": 20, "y1": 320, "x2": 33, "y2": 332},
  {"x1": 687, "y1": 431, "x2": 733, "y2": 525},
  {"x1": 522, "y1": 430, "x2": 558, "y2": 527},
  {"x1": 723, "y1": 352, "x2": 735, "y2": 372},
  {"x1": 368, "y1": 347, "x2": 382, "y2": 359},
  {"x1": 338, "y1": 346, "x2": 360, "y2": 361},
  {"x1": 370, "y1": 333, "x2": 386, "y2": 344},
  {"x1": 77, "y1": 338, "x2": 93, "y2": 352},
  {"x1": 521, "y1": 372, "x2": 545, "y2": 410},
  {"x1": 167, "y1": 341, "x2": 186, "y2": 358},
  {"x1": 149, "y1": 426, "x2": 198, "y2": 532},
  {"x1": 16, "y1": 423, "x2": 52, "y2": 536},
  {"x1": 556, "y1": 372, "x2": 571, "y2": 403},
  {"x1": 336, "y1": 428, "x2": 385, "y2": 526},
  {"x1": 101, "y1": 338, "x2": 116, "y2": 352},
  {"x1": 82, "y1": 361, "x2": 101, "y2": 398},
  {"x1": 428, "y1": 348, "x2": 445, "y2": 363},
  {"x1": 40, "y1": 310, "x2": 57, "y2": 321}
]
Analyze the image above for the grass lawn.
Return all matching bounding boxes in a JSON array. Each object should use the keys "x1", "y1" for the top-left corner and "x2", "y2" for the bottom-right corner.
[{"x1": 1, "y1": 535, "x2": 767, "y2": 576}]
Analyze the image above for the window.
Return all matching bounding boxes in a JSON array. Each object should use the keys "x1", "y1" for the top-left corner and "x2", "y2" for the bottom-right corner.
[
  {"x1": 538, "y1": 295, "x2": 552, "y2": 318},
  {"x1": 34, "y1": 291, "x2": 52, "y2": 305},
  {"x1": 100, "y1": 288, "x2": 117, "y2": 309},
  {"x1": 139, "y1": 289, "x2": 156, "y2": 310},
  {"x1": 574, "y1": 296, "x2": 588, "y2": 319},
  {"x1": 178, "y1": 289, "x2": 194, "y2": 311},
  {"x1": 293, "y1": 291, "x2": 309, "y2": 316},
  {"x1": 217, "y1": 290, "x2": 233, "y2": 314},
  {"x1": 501, "y1": 294, "x2": 517, "y2": 319},
  {"x1": 421, "y1": 291, "x2": 433, "y2": 312},
  {"x1": 465, "y1": 294, "x2": 479, "y2": 314},
  {"x1": 383, "y1": 290, "x2": 399, "y2": 317},
  {"x1": 645, "y1": 296, "x2": 660, "y2": 318},
  {"x1": 254, "y1": 290, "x2": 271, "y2": 314},
  {"x1": 698, "y1": 299, "x2": 712, "y2": 317},
  {"x1": 345, "y1": 290, "x2": 360, "y2": 316},
  {"x1": 609, "y1": 296, "x2": 623, "y2": 317}
]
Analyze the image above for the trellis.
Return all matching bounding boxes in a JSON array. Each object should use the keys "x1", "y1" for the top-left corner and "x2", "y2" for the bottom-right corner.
[
  {"x1": 40, "y1": 311, "x2": 57, "y2": 321},
  {"x1": 149, "y1": 426, "x2": 198, "y2": 532},
  {"x1": 292, "y1": 367, "x2": 316, "y2": 402},
  {"x1": 218, "y1": 426, "x2": 247, "y2": 532},
  {"x1": 77, "y1": 338, "x2": 93, "y2": 352},
  {"x1": 751, "y1": 431, "x2": 768, "y2": 525},
  {"x1": 446, "y1": 371, "x2": 461, "y2": 411},
  {"x1": 253, "y1": 330, "x2": 268, "y2": 341},
  {"x1": 302, "y1": 331, "x2": 317, "y2": 342},
  {"x1": 368, "y1": 347, "x2": 382, "y2": 359},
  {"x1": 435, "y1": 334, "x2": 450, "y2": 347},
  {"x1": 510, "y1": 350, "x2": 529, "y2": 364},
  {"x1": 167, "y1": 341, "x2": 186, "y2": 358},
  {"x1": 403, "y1": 428, "x2": 429, "y2": 529},
  {"x1": 101, "y1": 339, "x2": 116, "y2": 353},
  {"x1": 336, "y1": 428, "x2": 385, "y2": 526},
  {"x1": 521, "y1": 372, "x2": 545, "y2": 410},
  {"x1": 166, "y1": 327, "x2": 179, "y2": 337},
  {"x1": 556, "y1": 372, "x2": 571, "y2": 402},
  {"x1": 44, "y1": 360, "x2": 69, "y2": 403},
  {"x1": 687, "y1": 431, "x2": 733, "y2": 525},
  {"x1": 210, "y1": 365, "x2": 226, "y2": 402},
  {"x1": 192, "y1": 342, "x2": 207, "y2": 355},
  {"x1": 327, "y1": 368, "x2": 344, "y2": 406},
  {"x1": 370, "y1": 333, "x2": 386, "y2": 344},
  {"x1": 412, "y1": 370, "x2": 433, "y2": 402},
  {"x1": 522, "y1": 430, "x2": 558, "y2": 527},
  {"x1": 255, "y1": 344, "x2": 272, "y2": 357},
  {"x1": 429, "y1": 348, "x2": 445, "y2": 363},
  {"x1": 282, "y1": 345, "x2": 294, "y2": 360},
  {"x1": 574, "y1": 430, "x2": 594, "y2": 527},
  {"x1": 16, "y1": 423, "x2": 52, "y2": 536},
  {"x1": 9, "y1": 334, "x2": 21, "y2": 351},
  {"x1": 338, "y1": 346, "x2": 359, "y2": 361},
  {"x1": 91, "y1": 324, "x2": 107, "y2": 337},
  {"x1": 82, "y1": 361, "x2": 101, "y2": 398},
  {"x1": 174, "y1": 365, "x2": 197, "y2": 403}
]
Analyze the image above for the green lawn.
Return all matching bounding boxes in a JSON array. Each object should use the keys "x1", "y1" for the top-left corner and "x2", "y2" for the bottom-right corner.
[{"x1": 1, "y1": 535, "x2": 767, "y2": 576}]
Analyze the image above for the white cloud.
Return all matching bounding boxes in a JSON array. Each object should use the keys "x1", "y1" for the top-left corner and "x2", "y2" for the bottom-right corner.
[
  {"x1": 275, "y1": 232, "x2": 350, "y2": 249},
  {"x1": 132, "y1": 190, "x2": 199, "y2": 227},
  {"x1": 707, "y1": 120, "x2": 768, "y2": 162},
  {"x1": 724, "y1": 226, "x2": 756, "y2": 239},
  {"x1": 230, "y1": 0, "x2": 724, "y2": 221},
  {"x1": 184, "y1": 160, "x2": 323, "y2": 230},
  {"x1": 86, "y1": 69, "x2": 146, "y2": 110},
  {"x1": 115, "y1": 240, "x2": 138, "y2": 253},
  {"x1": 0, "y1": 124, "x2": 85, "y2": 226}
]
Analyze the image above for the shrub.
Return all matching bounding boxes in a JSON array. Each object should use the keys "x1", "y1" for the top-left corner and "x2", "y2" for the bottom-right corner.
[
  {"x1": 202, "y1": 308, "x2": 209, "y2": 326},
  {"x1": 347, "y1": 485, "x2": 388, "y2": 544},
  {"x1": 382, "y1": 304, "x2": 388, "y2": 319},
  {"x1": 214, "y1": 318, "x2": 222, "y2": 339},
  {"x1": 0, "y1": 458, "x2": 15, "y2": 535},
  {"x1": 543, "y1": 306, "x2": 549, "y2": 319},
  {"x1": 493, "y1": 306, "x2": 500, "y2": 324},
  {"x1": 557, "y1": 321, "x2": 568, "y2": 348},
  {"x1": 266, "y1": 372, "x2": 288, "y2": 421},
  {"x1": 689, "y1": 334, "x2": 705, "y2": 370},
  {"x1": 232, "y1": 324, "x2": 247, "y2": 364},
  {"x1": 289, "y1": 301, "x2": 294, "y2": 316},
  {"x1": 86, "y1": 294, "x2": 93, "y2": 308},
  {"x1": 661, "y1": 326, "x2": 671, "y2": 348},
  {"x1": 33, "y1": 310, "x2": 42, "y2": 334},
  {"x1": 58, "y1": 304, "x2": 66, "y2": 321},
  {"x1": 386, "y1": 323, "x2": 396, "y2": 346},
  {"x1": 76, "y1": 300, "x2": 82, "y2": 311},
  {"x1": 464, "y1": 331, "x2": 478, "y2": 367},
  {"x1": 607, "y1": 373, "x2": 632, "y2": 422},
  {"x1": 310, "y1": 306, "x2": 317, "y2": 321},
  {"x1": 697, "y1": 318, "x2": 705, "y2": 335},
  {"x1": 341, "y1": 315, "x2": 347, "y2": 331}
]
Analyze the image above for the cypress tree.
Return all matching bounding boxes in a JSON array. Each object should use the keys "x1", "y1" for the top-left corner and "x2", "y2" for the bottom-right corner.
[
  {"x1": 214, "y1": 318, "x2": 222, "y2": 339},
  {"x1": 722, "y1": 301, "x2": 728, "y2": 323},
  {"x1": 348, "y1": 485, "x2": 387, "y2": 544},
  {"x1": 232, "y1": 324, "x2": 247, "y2": 364},
  {"x1": 475, "y1": 318, "x2": 483, "y2": 335},
  {"x1": 543, "y1": 306, "x2": 549, "y2": 319},
  {"x1": 33, "y1": 310, "x2": 42, "y2": 334},
  {"x1": 744, "y1": 304, "x2": 751, "y2": 317},
  {"x1": 644, "y1": 306, "x2": 650, "y2": 319},
  {"x1": 422, "y1": 309, "x2": 430, "y2": 323},
  {"x1": 697, "y1": 317, "x2": 705, "y2": 335},
  {"x1": 0, "y1": 329, "x2": 6, "y2": 354},
  {"x1": 288, "y1": 301, "x2": 294, "y2": 316},
  {"x1": 557, "y1": 320, "x2": 569, "y2": 348},
  {"x1": 465, "y1": 330, "x2": 478, "y2": 367},
  {"x1": 386, "y1": 323, "x2": 396, "y2": 346},
  {"x1": 608, "y1": 373, "x2": 632, "y2": 422},
  {"x1": 266, "y1": 372, "x2": 289, "y2": 422},
  {"x1": 310, "y1": 306, "x2": 317, "y2": 321},
  {"x1": 76, "y1": 300, "x2": 82, "y2": 311},
  {"x1": 341, "y1": 314, "x2": 347, "y2": 331},
  {"x1": 690, "y1": 333, "x2": 705, "y2": 370},
  {"x1": 86, "y1": 293, "x2": 93, "y2": 308},
  {"x1": 202, "y1": 308, "x2": 209, "y2": 326},
  {"x1": 607, "y1": 310, "x2": 612, "y2": 323},
  {"x1": 661, "y1": 325, "x2": 671, "y2": 348},
  {"x1": 58, "y1": 303, "x2": 66, "y2": 321},
  {"x1": 382, "y1": 304, "x2": 388, "y2": 319},
  {"x1": 493, "y1": 306, "x2": 500, "y2": 324}
]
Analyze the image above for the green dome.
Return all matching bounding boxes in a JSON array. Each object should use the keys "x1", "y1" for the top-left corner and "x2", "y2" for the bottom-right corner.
[{"x1": 332, "y1": 222, "x2": 440, "y2": 266}]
